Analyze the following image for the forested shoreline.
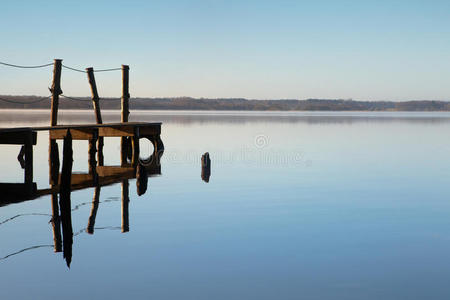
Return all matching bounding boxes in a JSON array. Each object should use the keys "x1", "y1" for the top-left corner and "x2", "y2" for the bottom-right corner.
[{"x1": 1, "y1": 95, "x2": 449, "y2": 111}]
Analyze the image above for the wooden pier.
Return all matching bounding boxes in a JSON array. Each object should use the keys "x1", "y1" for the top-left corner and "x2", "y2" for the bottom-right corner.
[
  {"x1": 0, "y1": 122, "x2": 164, "y2": 201},
  {"x1": 0, "y1": 59, "x2": 164, "y2": 203}
]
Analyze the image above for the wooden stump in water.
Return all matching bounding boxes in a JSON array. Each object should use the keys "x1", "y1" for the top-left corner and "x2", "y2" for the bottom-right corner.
[{"x1": 201, "y1": 152, "x2": 211, "y2": 183}]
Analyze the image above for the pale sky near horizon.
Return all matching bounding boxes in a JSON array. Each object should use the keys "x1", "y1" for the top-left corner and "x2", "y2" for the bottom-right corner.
[{"x1": 1, "y1": 0, "x2": 449, "y2": 101}]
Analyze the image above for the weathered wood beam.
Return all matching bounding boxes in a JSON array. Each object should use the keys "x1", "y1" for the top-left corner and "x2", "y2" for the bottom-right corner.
[
  {"x1": 121, "y1": 65, "x2": 130, "y2": 123},
  {"x1": 50, "y1": 59, "x2": 62, "y2": 126}
]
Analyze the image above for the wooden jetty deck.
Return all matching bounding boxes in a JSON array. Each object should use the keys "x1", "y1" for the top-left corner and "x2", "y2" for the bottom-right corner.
[{"x1": 0, "y1": 122, "x2": 164, "y2": 200}]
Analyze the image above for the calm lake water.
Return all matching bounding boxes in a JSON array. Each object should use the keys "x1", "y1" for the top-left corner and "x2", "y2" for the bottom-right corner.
[{"x1": 1, "y1": 110, "x2": 450, "y2": 299}]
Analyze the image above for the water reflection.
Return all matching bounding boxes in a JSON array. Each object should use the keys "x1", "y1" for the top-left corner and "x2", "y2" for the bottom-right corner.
[{"x1": 0, "y1": 129, "x2": 163, "y2": 268}]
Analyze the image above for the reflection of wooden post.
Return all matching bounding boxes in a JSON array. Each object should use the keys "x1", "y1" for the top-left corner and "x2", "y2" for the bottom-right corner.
[
  {"x1": 51, "y1": 193, "x2": 62, "y2": 252},
  {"x1": 136, "y1": 163, "x2": 148, "y2": 196},
  {"x1": 121, "y1": 180, "x2": 129, "y2": 233},
  {"x1": 86, "y1": 186, "x2": 101, "y2": 234},
  {"x1": 86, "y1": 67, "x2": 104, "y2": 166},
  {"x1": 49, "y1": 136, "x2": 62, "y2": 253},
  {"x1": 50, "y1": 59, "x2": 62, "y2": 126},
  {"x1": 60, "y1": 129, "x2": 73, "y2": 268}
]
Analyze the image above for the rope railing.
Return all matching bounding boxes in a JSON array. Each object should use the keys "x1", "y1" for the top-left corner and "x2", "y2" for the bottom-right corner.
[
  {"x1": 0, "y1": 61, "x2": 121, "y2": 73},
  {"x1": 62, "y1": 64, "x2": 121, "y2": 73},
  {"x1": 60, "y1": 94, "x2": 122, "y2": 102},
  {"x1": 0, "y1": 61, "x2": 53, "y2": 69},
  {"x1": 60, "y1": 94, "x2": 92, "y2": 102},
  {"x1": 0, "y1": 59, "x2": 130, "y2": 120},
  {"x1": 61, "y1": 64, "x2": 86, "y2": 73},
  {"x1": 0, "y1": 95, "x2": 51, "y2": 104},
  {"x1": 94, "y1": 67, "x2": 122, "y2": 72},
  {"x1": 0, "y1": 95, "x2": 124, "y2": 104}
]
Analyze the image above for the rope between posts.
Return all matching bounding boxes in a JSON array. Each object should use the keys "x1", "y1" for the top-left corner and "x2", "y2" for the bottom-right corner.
[
  {"x1": 62, "y1": 64, "x2": 122, "y2": 73},
  {"x1": 94, "y1": 68, "x2": 122, "y2": 72},
  {"x1": 0, "y1": 61, "x2": 53, "y2": 69},
  {"x1": 1, "y1": 61, "x2": 122, "y2": 72},
  {"x1": 0, "y1": 96, "x2": 51, "y2": 104},
  {"x1": 62, "y1": 64, "x2": 86, "y2": 73},
  {"x1": 60, "y1": 94, "x2": 122, "y2": 102}
]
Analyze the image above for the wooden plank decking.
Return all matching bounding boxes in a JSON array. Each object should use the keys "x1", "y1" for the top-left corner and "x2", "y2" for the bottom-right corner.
[
  {"x1": 0, "y1": 122, "x2": 163, "y2": 204},
  {"x1": 0, "y1": 122, "x2": 161, "y2": 140}
]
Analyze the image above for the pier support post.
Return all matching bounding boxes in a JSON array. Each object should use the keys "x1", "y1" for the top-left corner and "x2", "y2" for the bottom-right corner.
[
  {"x1": 131, "y1": 127, "x2": 140, "y2": 167},
  {"x1": 24, "y1": 131, "x2": 33, "y2": 186},
  {"x1": 49, "y1": 140, "x2": 60, "y2": 185},
  {"x1": 121, "y1": 65, "x2": 130, "y2": 167},
  {"x1": 88, "y1": 129, "x2": 99, "y2": 185},
  {"x1": 50, "y1": 59, "x2": 62, "y2": 126}
]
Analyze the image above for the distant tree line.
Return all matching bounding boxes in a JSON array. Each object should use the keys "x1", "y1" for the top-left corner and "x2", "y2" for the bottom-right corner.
[{"x1": 0, "y1": 95, "x2": 449, "y2": 111}]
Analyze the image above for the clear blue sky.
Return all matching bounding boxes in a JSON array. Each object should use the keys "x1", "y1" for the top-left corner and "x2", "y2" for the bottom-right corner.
[{"x1": 1, "y1": 0, "x2": 449, "y2": 100}]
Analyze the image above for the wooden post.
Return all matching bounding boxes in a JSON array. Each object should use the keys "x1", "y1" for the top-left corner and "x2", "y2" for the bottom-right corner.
[
  {"x1": 49, "y1": 140, "x2": 60, "y2": 185},
  {"x1": 121, "y1": 65, "x2": 130, "y2": 167},
  {"x1": 97, "y1": 138, "x2": 104, "y2": 167},
  {"x1": 121, "y1": 137, "x2": 129, "y2": 166},
  {"x1": 201, "y1": 152, "x2": 211, "y2": 183},
  {"x1": 86, "y1": 67, "x2": 103, "y2": 124},
  {"x1": 121, "y1": 65, "x2": 130, "y2": 123},
  {"x1": 60, "y1": 130, "x2": 72, "y2": 191},
  {"x1": 131, "y1": 127, "x2": 140, "y2": 167},
  {"x1": 60, "y1": 129, "x2": 73, "y2": 268},
  {"x1": 24, "y1": 131, "x2": 33, "y2": 185},
  {"x1": 86, "y1": 186, "x2": 101, "y2": 234},
  {"x1": 88, "y1": 129, "x2": 99, "y2": 184},
  {"x1": 121, "y1": 180, "x2": 129, "y2": 233},
  {"x1": 50, "y1": 59, "x2": 62, "y2": 126},
  {"x1": 86, "y1": 67, "x2": 104, "y2": 166}
]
